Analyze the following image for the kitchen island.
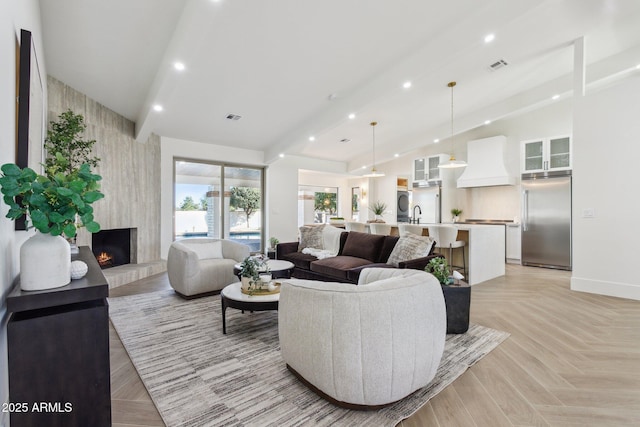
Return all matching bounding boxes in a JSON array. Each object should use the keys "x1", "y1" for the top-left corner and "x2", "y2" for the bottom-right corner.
[
  {"x1": 444, "y1": 224, "x2": 505, "y2": 285},
  {"x1": 353, "y1": 222, "x2": 505, "y2": 285}
]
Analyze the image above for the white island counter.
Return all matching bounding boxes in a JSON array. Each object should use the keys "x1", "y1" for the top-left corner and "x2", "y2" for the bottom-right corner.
[
  {"x1": 445, "y1": 224, "x2": 505, "y2": 286},
  {"x1": 357, "y1": 223, "x2": 505, "y2": 285}
]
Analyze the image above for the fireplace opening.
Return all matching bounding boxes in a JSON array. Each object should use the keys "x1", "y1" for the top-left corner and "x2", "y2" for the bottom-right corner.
[{"x1": 92, "y1": 228, "x2": 135, "y2": 269}]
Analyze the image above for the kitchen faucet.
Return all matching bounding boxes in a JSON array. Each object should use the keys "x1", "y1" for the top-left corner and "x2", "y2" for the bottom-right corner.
[{"x1": 412, "y1": 205, "x2": 422, "y2": 224}]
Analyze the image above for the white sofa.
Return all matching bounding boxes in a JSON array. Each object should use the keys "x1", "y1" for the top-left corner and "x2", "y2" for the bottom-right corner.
[
  {"x1": 167, "y1": 238, "x2": 250, "y2": 298},
  {"x1": 278, "y1": 268, "x2": 446, "y2": 408}
]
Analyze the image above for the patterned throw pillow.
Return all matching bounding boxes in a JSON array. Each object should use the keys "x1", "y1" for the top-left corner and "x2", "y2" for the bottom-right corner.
[
  {"x1": 386, "y1": 233, "x2": 435, "y2": 267},
  {"x1": 298, "y1": 225, "x2": 326, "y2": 251}
]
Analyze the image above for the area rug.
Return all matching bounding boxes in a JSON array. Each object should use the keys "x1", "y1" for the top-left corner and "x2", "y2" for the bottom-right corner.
[{"x1": 109, "y1": 289, "x2": 509, "y2": 427}]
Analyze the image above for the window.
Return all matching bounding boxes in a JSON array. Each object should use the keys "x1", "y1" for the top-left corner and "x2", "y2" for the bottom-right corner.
[
  {"x1": 174, "y1": 159, "x2": 265, "y2": 253},
  {"x1": 298, "y1": 185, "x2": 339, "y2": 225}
]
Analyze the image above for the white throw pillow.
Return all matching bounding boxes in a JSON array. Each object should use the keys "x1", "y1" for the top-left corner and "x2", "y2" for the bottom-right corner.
[
  {"x1": 190, "y1": 240, "x2": 223, "y2": 260},
  {"x1": 322, "y1": 225, "x2": 343, "y2": 256},
  {"x1": 386, "y1": 234, "x2": 435, "y2": 267}
]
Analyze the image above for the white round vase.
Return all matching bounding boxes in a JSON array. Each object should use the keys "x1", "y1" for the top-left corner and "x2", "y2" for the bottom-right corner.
[{"x1": 20, "y1": 232, "x2": 71, "y2": 291}]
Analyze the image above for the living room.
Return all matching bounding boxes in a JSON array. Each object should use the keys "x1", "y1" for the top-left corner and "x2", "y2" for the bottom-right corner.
[{"x1": 2, "y1": 1, "x2": 640, "y2": 426}]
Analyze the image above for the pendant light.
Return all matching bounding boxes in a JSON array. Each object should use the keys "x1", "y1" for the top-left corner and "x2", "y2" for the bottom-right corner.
[
  {"x1": 363, "y1": 121, "x2": 385, "y2": 177},
  {"x1": 439, "y1": 81, "x2": 467, "y2": 169}
]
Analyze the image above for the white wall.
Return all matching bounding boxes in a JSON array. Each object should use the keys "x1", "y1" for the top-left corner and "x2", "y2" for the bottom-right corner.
[
  {"x1": 571, "y1": 76, "x2": 640, "y2": 300},
  {"x1": 0, "y1": 1, "x2": 46, "y2": 424}
]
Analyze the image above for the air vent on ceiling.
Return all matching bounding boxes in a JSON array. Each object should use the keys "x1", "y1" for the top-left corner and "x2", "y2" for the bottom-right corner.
[
  {"x1": 488, "y1": 59, "x2": 508, "y2": 71},
  {"x1": 339, "y1": 138, "x2": 351, "y2": 143},
  {"x1": 226, "y1": 114, "x2": 242, "y2": 121}
]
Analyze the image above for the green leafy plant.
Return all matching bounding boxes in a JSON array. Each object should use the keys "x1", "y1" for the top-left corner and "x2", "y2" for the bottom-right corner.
[
  {"x1": 239, "y1": 257, "x2": 261, "y2": 281},
  {"x1": 269, "y1": 237, "x2": 279, "y2": 248},
  {"x1": 425, "y1": 257, "x2": 453, "y2": 285},
  {"x1": 369, "y1": 201, "x2": 387, "y2": 216},
  {"x1": 0, "y1": 162, "x2": 103, "y2": 237},
  {"x1": 44, "y1": 109, "x2": 100, "y2": 175},
  {"x1": 239, "y1": 256, "x2": 271, "y2": 294},
  {"x1": 451, "y1": 208, "x2": 462, "y2": 217}
]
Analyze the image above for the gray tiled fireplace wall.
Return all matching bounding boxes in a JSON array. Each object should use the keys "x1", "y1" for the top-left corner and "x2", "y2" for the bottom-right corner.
[{"x1": 47, "y1": 76, "x2": 161, "y2": 263}]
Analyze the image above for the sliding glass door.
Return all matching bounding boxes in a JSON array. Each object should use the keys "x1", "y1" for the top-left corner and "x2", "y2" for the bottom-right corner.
[{"x1": 174, "y1": 159, "x2": 264, "y2": 253}]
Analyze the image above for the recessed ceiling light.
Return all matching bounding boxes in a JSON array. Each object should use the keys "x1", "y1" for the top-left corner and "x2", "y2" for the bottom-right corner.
[
  {"x1": 309, "y1": 136, "x2": 315, "y2": 142},
  {"x1": 279, "y1": 153, "x2": 285, "y2": 158},
  {"x1": 484, "y1": 34, "x2": 495, "y2": 43},
  {"x1": 362, "y1": 166, "x2": 366, "y2": 169},
  {"x1": 636, "y1": 64, "x2": 640, "y2": 69},
  {"x1": 484, "y1": 120, "x2": 491, "y2": 125},
  {"x1": 433, "y1": 138, "x2": 440, "y2": 143},
  {"x1": 348, "y1": 113, "x2": 356, "y2": 120},
  {"x1": 394, "y1": 153, "x2": 399, "y2": 158},
  {"x1": 403, "y1": 81, "x2": 412, "y2": 89},
  {"x1": 173, "y1": 62, "x2": 185, "y2": 71},
  {"x1": 552, "y1": 94, "x2": 560, "y2": 100},
  {"x1": 153, "y1": 104, "x2": 163, "y2": 112}
]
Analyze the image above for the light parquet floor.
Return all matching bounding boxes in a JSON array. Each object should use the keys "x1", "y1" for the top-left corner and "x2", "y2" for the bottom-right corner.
[{"x1": 109, "y1": 265, "x2": 640, "y2": 427}]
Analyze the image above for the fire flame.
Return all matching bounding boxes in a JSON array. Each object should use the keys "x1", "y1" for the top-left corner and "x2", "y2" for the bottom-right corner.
[{"x1": 97, "y1": 252, "x2": 113, "y2": 267}]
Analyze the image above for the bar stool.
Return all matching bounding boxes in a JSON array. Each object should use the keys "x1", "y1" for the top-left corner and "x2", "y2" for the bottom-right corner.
[
  {"x1": 428, "y1": 225, "x2": 466, "y2": 277},
  {"x1": 398, "y1": 223, "x2": 425, "y2": 236},
  {"x1": 345, "y1": 222, "x2": 366, "y2": 232},
  {"x1": 369, "y1": 223, "x2": 392, "y2": 235}
]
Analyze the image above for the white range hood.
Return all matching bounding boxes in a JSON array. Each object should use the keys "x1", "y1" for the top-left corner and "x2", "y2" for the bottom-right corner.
[{"x1": 457, "y1": 135, "x2": 516, "y2": 188}]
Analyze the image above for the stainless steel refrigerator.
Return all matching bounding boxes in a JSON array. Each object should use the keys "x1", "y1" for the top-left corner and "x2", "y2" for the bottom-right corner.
[{"x1": 521, "y1": 171, "x2": 571, "y2": 270}]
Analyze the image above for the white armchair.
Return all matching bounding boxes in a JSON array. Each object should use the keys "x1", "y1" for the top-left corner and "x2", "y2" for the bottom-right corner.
[
  {"x1": 278, "y1": 268, "x2": 446, "y2": 408},
  {"x1": 167, "y1": 238, "x2": 250, "y2": 298}
]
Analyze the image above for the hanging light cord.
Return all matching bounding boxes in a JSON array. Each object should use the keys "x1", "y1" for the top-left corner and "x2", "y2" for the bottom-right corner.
[
  {"x1": 449, "y1": 81, "x2": 456, "y2": 157},
  {"x1": 370, "y1": 121, "x2": 377, "y2": 171}
]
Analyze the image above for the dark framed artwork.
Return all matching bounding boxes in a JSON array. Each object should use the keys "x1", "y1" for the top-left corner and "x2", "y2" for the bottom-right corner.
[{"x1": 15, "y1": 29, "x2": 45, "y2": 230}]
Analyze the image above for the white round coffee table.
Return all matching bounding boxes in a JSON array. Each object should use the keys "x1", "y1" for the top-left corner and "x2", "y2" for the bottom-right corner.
[
  {"x1": 233, "y1": 259, "x2": 294, "y2": 279},
  {"x1": 220, "y1": 282, "x2": 280, "y2": 334}
]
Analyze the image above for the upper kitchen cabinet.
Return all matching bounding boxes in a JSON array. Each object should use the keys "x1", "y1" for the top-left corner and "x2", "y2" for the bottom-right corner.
[
  {"x1": 413, "y1": 154, "x2": 449, "y2": 183},
  {"x1": 413, "y1": 158, "x2": 427, "y2": 181},
  {"x1": 521, "y1": 136, "x2": 571, "y2": 173}
]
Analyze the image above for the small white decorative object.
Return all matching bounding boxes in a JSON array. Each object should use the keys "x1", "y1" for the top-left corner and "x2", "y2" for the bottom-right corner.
[
  {"x1": 267, "y1": 282, "x2": 276, "y2": 292},
  {"x1": 452, "y1": 270, "x2": 464, "y2": 280},
  {"x1": 20, "y1": 232, "x2": 71, "y2": 291},
  {"x1": 70, "y1": 260, "x2": 89, "y2": 280},
  {"x1": 259, "y1": 274, "x2": 272, "y2": 284}
]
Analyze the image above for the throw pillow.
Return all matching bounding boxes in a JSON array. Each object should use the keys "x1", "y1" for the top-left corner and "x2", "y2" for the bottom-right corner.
[
  {"x1": 298, "y1": 225, "x2": 326, "y2": 252},
  {"x1": 322, "y1": 225, "x2": 343, "y2": 255},
  {"x1": 190, "y1": 240, "x2": 223, "y2": 260},
  {"x1": 386, "y1": 234, "x2": 435, "y2": 267},
  {"x1": 341, "y1": 232, "x2": 386, "y2": 262}
]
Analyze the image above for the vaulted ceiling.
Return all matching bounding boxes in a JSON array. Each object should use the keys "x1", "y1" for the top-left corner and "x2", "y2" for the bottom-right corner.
[{"x1": 40, "y1": 0, "x2": 640, "y2": 173}]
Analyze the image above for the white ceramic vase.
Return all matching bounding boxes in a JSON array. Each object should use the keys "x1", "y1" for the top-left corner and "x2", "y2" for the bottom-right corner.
[{"x1": 20, "y1": 232, "x2": 71, "y2": 291}]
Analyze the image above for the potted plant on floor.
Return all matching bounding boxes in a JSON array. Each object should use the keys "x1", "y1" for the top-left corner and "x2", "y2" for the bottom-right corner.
[
  {"x1": 0, "y1": 110, "x2": 104, "y2": 291},
  {"x1": 426, "y1": 257, "x2": 470, "y2": 334}
]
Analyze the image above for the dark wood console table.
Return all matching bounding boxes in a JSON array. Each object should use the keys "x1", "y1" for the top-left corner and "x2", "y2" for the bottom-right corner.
[{"x1": 6, "y1": 246, "x2": 111, "y2": 427}]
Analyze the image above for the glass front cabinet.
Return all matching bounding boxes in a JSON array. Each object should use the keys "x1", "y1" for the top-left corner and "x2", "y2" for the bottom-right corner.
[
  {"x1": 413, "y1": 158, "x2": 427, "y2": 181},
  {"x1": 521, "y1": 136, "x2": 571, "y2": 173},
  {"x1": 413, "y1": 154, "x2": 449, "y2": 183}
]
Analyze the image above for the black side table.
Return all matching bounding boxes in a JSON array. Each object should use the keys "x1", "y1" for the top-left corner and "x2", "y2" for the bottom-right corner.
[
  {"x1": 441, "y1": 283, "x2": 471, "y2": 334},
  {"x1": 6, "y1": 246, "x2": 111, "y2": 427}
]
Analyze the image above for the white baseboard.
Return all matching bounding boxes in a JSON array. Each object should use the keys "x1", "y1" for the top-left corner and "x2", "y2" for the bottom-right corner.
[{"x1": 571, "y1": 276, "x2": 640, "y2": 301}]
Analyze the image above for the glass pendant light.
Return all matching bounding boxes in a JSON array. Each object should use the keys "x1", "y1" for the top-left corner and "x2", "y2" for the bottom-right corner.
[{"x1": 439, "y1": 81, "x2": 467, "y2": 169}]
